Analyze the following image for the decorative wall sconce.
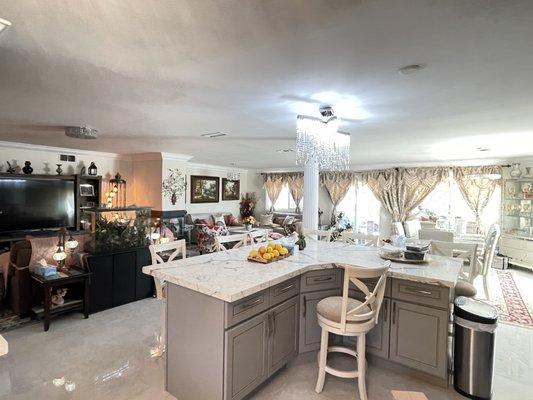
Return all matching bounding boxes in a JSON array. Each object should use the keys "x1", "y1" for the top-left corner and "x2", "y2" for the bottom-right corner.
[{"x1": 106, "y1": 172, "x2": 127, "y2": 208}]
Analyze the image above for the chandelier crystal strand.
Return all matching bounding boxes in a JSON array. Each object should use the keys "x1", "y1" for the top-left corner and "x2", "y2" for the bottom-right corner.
[
  {"x1": 296, "y1": 115, "x2": 349, "y2": 170},
  {"x1": 227, "y1": 163, "x2": 240, "y2": 181}
]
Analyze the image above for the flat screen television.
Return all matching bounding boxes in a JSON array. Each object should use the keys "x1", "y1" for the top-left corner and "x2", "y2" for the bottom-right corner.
[{"x1": 0, "y1": 177, "x2": 76, "y2": 233}]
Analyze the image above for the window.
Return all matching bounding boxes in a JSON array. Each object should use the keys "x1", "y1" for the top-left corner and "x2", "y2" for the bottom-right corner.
[
  {"x1": 336, "y1": 185, "x2": 356, "y2": 225},
  {"x1": 355, "y1": 184, "x2": 381, "y2": 234},
  {"x1": 265, "y1": 185, "x2": 300, "y2": 211}
]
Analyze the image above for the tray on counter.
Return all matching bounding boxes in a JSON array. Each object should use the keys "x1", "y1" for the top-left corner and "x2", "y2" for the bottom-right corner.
[
  {"x1": 247, "y1": 253, "x2": 291, "y2": 264},
  {"x1": 379, "y1": 252, "x2": 428, "y2": 264}
]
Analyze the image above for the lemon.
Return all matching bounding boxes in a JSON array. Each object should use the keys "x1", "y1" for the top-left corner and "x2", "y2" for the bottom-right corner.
[
  {"x1": 262, "y1": 253, "x2": 272, "y2": 260},
  {"x1": 266, "y1": 246, "x2": 274, "y2": 253},
  {"x1": 274, "y1": 244, "x2": 283, "y2": 251},
  {"x1": 258, "y1": 246, "x2": 267, "y2": 254},
  {"x1": 279, "y1": 248, "x2": 288, "y2": 255},
  {"x1": 249, "y1": 250, "x2": 259, "y2": 258},
  {"x1": 272, "y1": 249, "x2": 280, "y2": 257}
]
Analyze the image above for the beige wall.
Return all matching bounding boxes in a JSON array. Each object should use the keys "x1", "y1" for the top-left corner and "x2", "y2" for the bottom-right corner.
[{"x1": 0, "y1": 141, "x2": 133, "y2": 203}]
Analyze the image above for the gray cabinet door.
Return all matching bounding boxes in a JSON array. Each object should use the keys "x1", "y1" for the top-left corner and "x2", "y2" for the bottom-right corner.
[
  {"x1": 299, "y1": 289, "x2": 341, "y2": 353},
  {"x1": 268, "y1": 296, "x2": 299, "y2": 375},
  {"x1": 389, "y1": 300, "x2": 448, "y2": 378},
  {"x1": 225, "y1": 313, "x2": 269, "y2": 400},
  {"x1": 344, "y1": 297, "x2": 390, "y2": 359}
]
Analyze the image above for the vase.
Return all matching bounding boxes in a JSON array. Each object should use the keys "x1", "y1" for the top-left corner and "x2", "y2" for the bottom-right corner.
[
  {"x1": 509, "y1": 163, "x2": 522, "y2": 178},
  {"x1": 56, "y1": 164, "x2": 63, "y2": 175},
  {"x1": 245, "y1": 224, "x2": 252, "y2": 231},
  {"x1": 22, "y1": 161, "x2": 33, "y2": 174},
  {"x1": 524, "y1": 167, "x2": 532, "y2": 178}
]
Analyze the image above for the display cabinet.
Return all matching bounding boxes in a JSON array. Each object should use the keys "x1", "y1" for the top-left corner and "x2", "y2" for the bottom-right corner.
[{"x1": 81, "y1": 206, "x2": 152, "y2": 254}]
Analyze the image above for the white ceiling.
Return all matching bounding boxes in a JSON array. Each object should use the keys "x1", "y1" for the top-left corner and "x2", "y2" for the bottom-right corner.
[{"x1": 0, "y1": 0, "x2": 532, "y2": 169}]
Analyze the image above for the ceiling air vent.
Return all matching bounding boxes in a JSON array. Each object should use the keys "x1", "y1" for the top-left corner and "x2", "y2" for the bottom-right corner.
[
  {"x1": 201, "y1": 132, "x2": 227, "y2": 138},
  {"x1": 59, "y1": 154, "x2": 76, "y2": 162}
]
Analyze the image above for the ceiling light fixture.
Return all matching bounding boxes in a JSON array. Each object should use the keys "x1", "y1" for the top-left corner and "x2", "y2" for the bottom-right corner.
[
  {"x1": 398, "y1": 64, "x2": 426, "y2": 75},
  {"x1": 201, "y1": 132, "x2": 227, "y2": 138},
  {"x1": 476, "y1": 147, "x2": 490, "y2": 152},
  {"x1": 65, "y1": 126, "x2": 98, "y2": 139},
  {"x1": 0, "y1": 18, "x2": 12, "y2": 36},
  {"x1": 227, "y1": 163, "x2": 240, "y2": 181},
  {"x1": 296, "y1": 107, "x2": 350, "y2": 171}
]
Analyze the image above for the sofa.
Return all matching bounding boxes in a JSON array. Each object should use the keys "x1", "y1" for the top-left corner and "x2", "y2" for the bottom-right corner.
[
  {"x1": 258, "y1": 212, "x2": 302, "y2": 235},
  {"x1": 185, "y1": 212, "x2": 244, "y2": 253}
]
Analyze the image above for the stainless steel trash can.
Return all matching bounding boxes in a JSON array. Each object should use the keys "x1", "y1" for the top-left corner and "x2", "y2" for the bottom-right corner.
[{"x1": 454, "y1": 296, "x2": 498, "y2": 400}]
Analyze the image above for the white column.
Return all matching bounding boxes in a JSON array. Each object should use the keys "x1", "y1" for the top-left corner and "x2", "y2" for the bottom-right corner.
[{"x1": 303, "y1": 157, "x2": 319, "y2": 231}]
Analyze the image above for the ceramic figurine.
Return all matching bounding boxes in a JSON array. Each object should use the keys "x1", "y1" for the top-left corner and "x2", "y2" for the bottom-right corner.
[
  {"x1": 51, "y1": 288, "x2": 68, "y2": 306},
  {"x1": 296, "y1": 233, "x2": 306, "y2": 251},
  {"x1": 509, "y1": 162, "x2": 522, "y2": 178},
  {"x1": 56, "y1": 164, "x2": 63, "y2": 175},
  {"x1": 6, "y1": 161, "x2": 15, "y2": 174},
  {"x1": 22, "y1": 161, "x2": 33, "y2": 174}
]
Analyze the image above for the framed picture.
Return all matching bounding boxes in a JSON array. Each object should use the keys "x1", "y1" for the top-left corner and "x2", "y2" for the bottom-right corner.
[
  {"x1": 222, "y1": 178, "x2": 240, "y2": 201},
  {"x1": 190, "y1": 175, "x2": 220, "y2": 203},
  {"x1": 79, "y1": 184, "x2": 95, "y2": 196}
]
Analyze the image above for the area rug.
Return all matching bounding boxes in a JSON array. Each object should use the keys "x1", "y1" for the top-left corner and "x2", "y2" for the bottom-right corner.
[
  {"x1": 0, "y1": 308, "x2": 37, "y2": 333},
  {"x1": 493, "y1": 270, "x2": 533, "y2": 329}
]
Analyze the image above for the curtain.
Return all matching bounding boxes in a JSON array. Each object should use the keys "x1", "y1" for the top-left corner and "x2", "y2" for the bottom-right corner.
[
  {"x1": 362, "y1": 167, "x2": 447, "y2": 223},
  {"x1": 453, "y1": 166, "x2": 501, "y2": 233},
  {"x1": 262, "y1": 173, "x2": 285, "y2": 212},
  {"x1": 285, "y1": 172, "x2": 304, "y2": 213},
  {"x1": 320, "y1": 171, "x2": 357, "y2": 225}
]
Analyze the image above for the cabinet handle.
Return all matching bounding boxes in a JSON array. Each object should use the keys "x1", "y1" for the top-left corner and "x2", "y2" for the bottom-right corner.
[
  {"x1": 241, "y1": 297, "x2": 262, "y2": 311},
  {"x1": 277, "y1": 283, "x2": 294, "y2": 295},
  {"x1": 392, "y1": 302, "x2": 396, "y2": 325},
  {"x1": 383, "y1": 300, "x2": 388, "y2": 323},
  {"x1": 271, "y1": 312, "x2": 276, "y2": 336},
  {"x1": 312, "y1": 276, "x2": 333, "y2": 282},
  {"x1": 266, "y1": 313, "x2": 272, "y2": 337},
  {"x1": 303, "y1": 296, "x2": 307, "y2": 318},
  {"x1": 403, "y1": 286, "x2": 432, "y2": 296}
]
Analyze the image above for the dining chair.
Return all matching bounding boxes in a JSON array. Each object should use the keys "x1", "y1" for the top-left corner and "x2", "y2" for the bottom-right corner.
[
  {"x1": 148, "y1": 239, "x2": 187, "y2": 357},
  {"x1": 404, "y1": 219, "x2": 421, "y2": 238},
  {"x1": 429, "y1": 240, "x2": 479, "y2": 298},
  {"x1": 214, "y1": 233, "x2": 250, "y2": 251},
  {"x1": 315, "y1": 260, "x2": 390, "y2": 400},
  {"x1": 478, "y1": 224, "x2": 501, "y2": 300},
  {"x1": 304, "y1": 229, "x2": 332, "y2": 242},
  {"x1": 419, "y1": 228, "x2": 454, "y2": 242},
  {"x1": 393, "y1": 222, "x2": 406, "y2": 237},
  {"x1": 341, "y1": 232, "x2": 379, "y2": 247}
]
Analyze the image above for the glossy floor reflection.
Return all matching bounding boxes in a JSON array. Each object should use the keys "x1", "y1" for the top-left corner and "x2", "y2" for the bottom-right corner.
[{"x1": 0, "y1": 268, "x2": 532, "y2": 400}]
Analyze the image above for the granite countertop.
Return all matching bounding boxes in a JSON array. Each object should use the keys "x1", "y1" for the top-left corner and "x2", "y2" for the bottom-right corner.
[{"x1": 142, "y1": 240, "x2": 462, "y2": 303}]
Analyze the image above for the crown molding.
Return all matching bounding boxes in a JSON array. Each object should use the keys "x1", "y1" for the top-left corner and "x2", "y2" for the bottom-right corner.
[
  {"x1": 0, "y1": 140, "x2": 129, "y2": 160},
  {"x1": 186, "y1": 161, "x2": 248, "y2": 173},
  {"x1": 161, "y1": 152, "x2": 194, "y2": 162}
]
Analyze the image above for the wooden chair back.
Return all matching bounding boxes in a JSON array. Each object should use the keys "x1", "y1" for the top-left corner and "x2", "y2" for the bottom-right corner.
[
  {"x1": 304, "y1": 229, "x2": 332, "y2": 242},
  {"x1": 149, "y1": 239, "x2": 187, "y2": 299},
  {"x1": 404, "y1": 220, "x2": 421, "y2": 238},
  {"x1": 419, "y1": 229, "x2": 454, "y2": 242},
  {"x1": 429, "y1": 240, "x2": 479, "y2": 282},
  {"x1": 341, "y1": 232, "x2": 379, "y2": 247},
  {"x1": 481, "y1": 224, "x2": 500, "y2": 276},
  {"x1": 215, "y1": 233, "x2": 249, "y2": 251},
  {"x1": 339, "y1": 261, "x2": 390, "y2": 332},
  {"x1": 248, "y1": 229, "x2": 268, "y2": 243}
]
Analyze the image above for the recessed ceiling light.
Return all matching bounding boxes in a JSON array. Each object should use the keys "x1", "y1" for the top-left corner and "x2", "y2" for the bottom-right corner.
[
  {"x1": 0, "y1": 18, "x2": 12, "y2": 36},
  {"x1": 476, "y1": 147, "x2": 490, "y2": 152},
  {"x1": 398, "y1": 64, "x2": 426, "y2": 75},
  {"x1": 201, "y1": 132, "x2": 227, "y2": 138},
  {"x1": 276, "y1": 149, "x2": 294, "y2": 154}
]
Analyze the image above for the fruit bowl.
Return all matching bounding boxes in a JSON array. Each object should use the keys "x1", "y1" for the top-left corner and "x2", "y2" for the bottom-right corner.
[{"x1": 248, "y1": 243, "x2": 291, "y2": 264}]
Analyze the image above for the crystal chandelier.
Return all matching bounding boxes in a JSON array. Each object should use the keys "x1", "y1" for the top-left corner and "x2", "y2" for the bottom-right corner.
[
  {"x1": 296, "y1": 108, "x2": 350, "y2": 170},
  {"x1": 227, "y1": 163, "x2": 240, "y2": 181}
]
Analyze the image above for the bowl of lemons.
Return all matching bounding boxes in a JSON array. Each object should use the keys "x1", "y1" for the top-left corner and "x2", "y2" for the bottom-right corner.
[{"x1": 248, "y1": 243, "x2": 290, "y2": 263}]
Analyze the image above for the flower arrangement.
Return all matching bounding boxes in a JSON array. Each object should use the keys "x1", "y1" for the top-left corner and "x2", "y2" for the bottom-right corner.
[
  {"x1": 239, "y1": 192, "x2": 256, "y2": 218},
  {"x1": 243, "y1": 216, "x2": 256, "y2": 226},
  {"x1": 162, "y1": 168, "x2": 187, "y2": 205}
]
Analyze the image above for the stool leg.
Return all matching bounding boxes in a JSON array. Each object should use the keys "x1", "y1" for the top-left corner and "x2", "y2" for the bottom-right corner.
[
  {"x1": 315, "y1": 328, "x2": 329, "y2": 393},
  {"x1": 357, "y1": 334, "x2": 367, "y2": 400}
]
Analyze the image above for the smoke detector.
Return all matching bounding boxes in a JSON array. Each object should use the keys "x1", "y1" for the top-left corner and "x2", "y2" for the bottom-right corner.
[{"x1": 65, "y1": 126, "x2": 99, "y2": 139}]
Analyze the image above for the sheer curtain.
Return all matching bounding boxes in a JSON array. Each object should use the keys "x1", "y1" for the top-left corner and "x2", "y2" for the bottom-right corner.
[
  {"x1": 320, "y1": 171, "x2": 357, "y2": 225},
  {"x1": 285, "y1": 172, "x2": 304, "y2": 213},
  {"x1": 263, "y1": 173, "x2": 285, "y2": 212}
]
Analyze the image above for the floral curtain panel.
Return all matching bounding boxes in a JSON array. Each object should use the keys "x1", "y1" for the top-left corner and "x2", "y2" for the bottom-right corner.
[
  {"x1": 362, "y1": 167, "x2": 447, "y2": 223},
  {"x1": 262, "y1": 173, "x2": 285, "y2": 212},
  {"x1": 452, "y1": 166, "x2": 501, "y2": 233},
  {"x1": 320, "y1": 171, "x2": 357, "y2": 224},
  {"x1": 285, "y1": 172, "x2": 304, "y2": 213}
]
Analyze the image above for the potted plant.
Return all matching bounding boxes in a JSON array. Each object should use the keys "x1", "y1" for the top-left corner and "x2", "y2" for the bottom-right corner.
[
  {"x1": 239, "y1": 192, "x2": 256, "y2": 220},
  {"x1": 243, "y1": 216, "x2": 256, "y2": 231}
]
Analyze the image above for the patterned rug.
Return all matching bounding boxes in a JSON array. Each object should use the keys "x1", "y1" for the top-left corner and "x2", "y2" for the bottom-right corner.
[
  {"x1": 0, "y1": 307, "x2": 38, "y2": 333},
  {"x1": 493, "y1": 270, "x2": 533, "y2": 329}
]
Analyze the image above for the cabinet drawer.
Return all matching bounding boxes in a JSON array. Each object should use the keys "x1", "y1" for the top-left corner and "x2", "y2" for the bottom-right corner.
[
  {"x1": 391, "y1": 279, "x2": 449, "y2": 310},
  {"x1": 269, "y1": 278, "x2": 300, "y2": 308},
  {"x1": 300, "y1": 269, "x2": 341, "y2": 293},
  {"x1": 226, "y1": 291, "x2": 269, "y2": 328}
]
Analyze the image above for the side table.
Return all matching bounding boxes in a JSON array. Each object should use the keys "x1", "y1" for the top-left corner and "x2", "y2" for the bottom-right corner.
[{"x1": 31, "y1": 268, "x2": 92, "y2": 332}]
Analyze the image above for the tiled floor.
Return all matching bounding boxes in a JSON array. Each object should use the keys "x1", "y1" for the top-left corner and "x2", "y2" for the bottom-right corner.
[{"x1": 0, "y1": 268, "x2": 532, "y2": 400}]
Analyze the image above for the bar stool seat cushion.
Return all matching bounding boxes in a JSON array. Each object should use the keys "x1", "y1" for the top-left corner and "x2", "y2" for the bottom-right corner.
[
  {"x1": 455, "y1": 279, "x2": 477, "y2": 298},
  {"x1": 317, "y1": 296, "x2": 372, "y2": 323}
]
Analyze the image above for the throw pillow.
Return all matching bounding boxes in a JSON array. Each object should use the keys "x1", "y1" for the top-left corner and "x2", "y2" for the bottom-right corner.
[
  {"x1": 225, "y1": 215, "x2": 241, "y2": 226},
  {"x1": 213, "y1": 214, "x2": 226, "y2": 227},
  {"x1": 273, "y1": 216, "x2": 285, "y2": 226},
  {"x1": 195, "y1": 218, "x2": 212, "y2": 227},
  {"x1": 260, "y1": 214, "x2": 273, "y2": 226}
]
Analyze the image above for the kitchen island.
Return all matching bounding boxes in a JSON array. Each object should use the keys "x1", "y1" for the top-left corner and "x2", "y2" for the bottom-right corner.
[{"x1": 143, "y1": 240, "x2": 462, "y2": 400}]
